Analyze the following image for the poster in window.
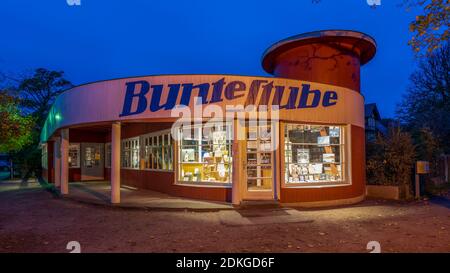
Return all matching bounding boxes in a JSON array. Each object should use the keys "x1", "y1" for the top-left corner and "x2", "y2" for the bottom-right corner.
[
  {"x1": 289, "y1": 164, "x2": 300, "y2": 178},
  {"x1": 68, "y1": 144, "x2": 80, "y2": 168},
  {"x1": 329, "y1": 127, "x2": 340, "y2": 137},
  {"x1": 259, "y1": 141, "x2": 272, "y2": 151},
  {"x1": 323, "y1": 153, "x2": 335, "y2": 163},
  {"x1": 300, "y1": 165, "x2": 309, "y2": 175},
  {"x1": 296, "y1": 148, "x2": 309, "y2": 164},
  {"x1": 317, "y1": 136, "x2": 330, "y2": 146},
  {"x1": 308, "y1": 163, "x2": 323, "y2": 174},
  {"x1": 182, "y1": 149, "x2": 195, "y2": 162}
]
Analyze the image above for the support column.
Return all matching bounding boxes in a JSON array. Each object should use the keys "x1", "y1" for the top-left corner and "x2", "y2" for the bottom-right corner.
[
  {"x1": 60, "y1": 129, "x2": 69, "y2": 195},
  {"x1": 232, "y1": 119, "x2": 243, "y2": 206},
  {"x1": 53, "y1": 137, "x2": 61, "y2": 188},
  {"x1": 111, "y1": 122, "x2": 121, "y2": 204}
]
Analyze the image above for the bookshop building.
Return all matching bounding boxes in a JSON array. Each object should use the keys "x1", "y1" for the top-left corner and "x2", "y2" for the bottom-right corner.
[{"x1": 41, "y1": 30, "x2": 376, "y2": 206}]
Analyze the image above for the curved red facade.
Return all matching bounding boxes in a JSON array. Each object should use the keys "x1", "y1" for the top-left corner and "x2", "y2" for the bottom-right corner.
[
  {"x1": 41, "y1": 30, "x2": 376, "y2": 207},
  {"x1": 262, "y1": 30, "x2": 376, "y2": 91}
]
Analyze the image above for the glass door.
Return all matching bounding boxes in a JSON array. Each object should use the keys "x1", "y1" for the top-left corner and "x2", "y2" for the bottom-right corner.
[{"x1": 243, "y1": 123, "x2": 275, "y2": 200}]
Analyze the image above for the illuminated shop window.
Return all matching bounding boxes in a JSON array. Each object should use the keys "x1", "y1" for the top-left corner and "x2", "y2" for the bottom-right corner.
[
  {"x1": 142, "y1": 131, "x2": 173, "y2": 171},
  {"x1": 105, "y1": 143, "x2": 111, "y2": 168},
  {"x1": 121, "y1": 137, "x2": 140, "y2": 169},
  {"x1": 284, "y1": 124, "x2": 345, "y2": 185},
  {"x1": 68, "y1": 143, "x2": 80, "y2": 168},
  {"x1": 41, "y1": 143, "x2": 48, "y2": 169},
  {"x1": 178, "y1": 123, "x2": 232, "y2": 184}
]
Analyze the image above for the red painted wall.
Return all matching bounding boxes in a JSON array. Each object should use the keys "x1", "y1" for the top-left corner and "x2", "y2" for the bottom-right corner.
[
  {"x1": 69, "y1": 168, "x2": 81, "y2": 182},
  {"x1": 69, "y1": 128, "x2": 108, "y2": 143},
  {"x1": 272, "y1": 43, "x2": 362, "y2": 92},
  {"x1": 121, "y1": 169, "x2": 231, "y2": 202}
]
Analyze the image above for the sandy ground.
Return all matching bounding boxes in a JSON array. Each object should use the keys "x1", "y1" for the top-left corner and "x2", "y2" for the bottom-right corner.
[{"x1": 0, "y1": 179, "x2": 449, "y2": 253}]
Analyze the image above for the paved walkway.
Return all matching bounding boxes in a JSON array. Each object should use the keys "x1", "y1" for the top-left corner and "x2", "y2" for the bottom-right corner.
[
  {"x1": 65, "y1": 181, "x2": 233, "y2": 211},
  {"x1": 64, "y1": 182, "x2": 320, "y2": 225}
]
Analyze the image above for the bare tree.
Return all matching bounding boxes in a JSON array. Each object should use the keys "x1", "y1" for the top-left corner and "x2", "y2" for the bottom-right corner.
[{"x1": 397, "y1": 42, "x2": 450, "y2": 156}]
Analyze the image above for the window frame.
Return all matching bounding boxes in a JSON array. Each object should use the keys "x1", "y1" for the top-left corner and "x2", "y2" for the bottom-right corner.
[
  {"x1": 281, "y1": 122, "x2": 350, "y2": 188},
  {"x1": 141, "y1": 129, "x2": 174, "y2": 172},
  {"x1": 176, "y1": 122, "x2": 233, "y2": 187},
  {"x1": 121, "y1": 137, "x2": 140, "y2": 169}
]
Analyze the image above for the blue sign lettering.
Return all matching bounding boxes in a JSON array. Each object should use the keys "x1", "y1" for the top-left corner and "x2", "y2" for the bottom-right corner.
[
  {"x1": 119, "y1": 80, "x2": 150, "y2": 117},
  {"x1": 119, "y1": 78, "x2": 339, "y2": 117}
]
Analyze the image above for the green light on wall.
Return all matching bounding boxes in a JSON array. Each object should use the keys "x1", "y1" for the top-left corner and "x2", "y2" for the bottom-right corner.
[{"x1": 55, "y1": 113, "x2": 62, "y2": 121}]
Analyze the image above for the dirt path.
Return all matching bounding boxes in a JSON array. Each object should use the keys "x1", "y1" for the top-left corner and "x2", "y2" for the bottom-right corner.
[{"x1": 0, "y1": 180, "x2": 449, "y2": 253}]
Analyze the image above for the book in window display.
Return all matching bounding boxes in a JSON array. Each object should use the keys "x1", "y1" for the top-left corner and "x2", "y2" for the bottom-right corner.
[
  {"x1": 260, "y1": 153, "x2": 271, "y2": 164},
  {"x1": 247, "y1": 126, "x2": 257, "y2": 140},
  {"x1": 297, "y1": 148, "x2": 309, "y2": 164},
  {"x1": 300, "y1": 165, "x2": 308, "y2": 175},
  {"x1": 217, "y1": 163, "x2": 226, "y2": 178},
  {"x1": 259, "y1": 141, "x2": 272, "y2": 152},
  {"x1": 247, "y1": 140, "x2": 257, "y2": 150},
  {"x1": 288, "y1": 164, "x2": 300, "y2": 181},
  {"x1": 285, "y1": 142, "x2": 292, "y2": 162}
]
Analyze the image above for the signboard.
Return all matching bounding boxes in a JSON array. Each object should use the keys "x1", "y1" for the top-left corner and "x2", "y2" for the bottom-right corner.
[
  {"x1": 416, "y1": 161, "x2": 430, "y2": 174},
  {"x1": 40, "y1": 75, "x2": 365, "y2": 142}
]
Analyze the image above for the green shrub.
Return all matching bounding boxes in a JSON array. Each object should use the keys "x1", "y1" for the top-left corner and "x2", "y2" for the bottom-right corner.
[{"x1": 366, "y1": 127, "x2": 416, "y2": 198}]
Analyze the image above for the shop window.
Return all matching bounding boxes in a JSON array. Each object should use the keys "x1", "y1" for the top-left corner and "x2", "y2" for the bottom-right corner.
[
  {"x1": 178, "y1": 123, "x2": 232, "y2": 184},
  {"x1": 68, "y1": 143, "x2": 80, "y2": 168},
  {"x1": 105, "y1": 143, "x2": 111, "y2": 168},
  {"x1": 142, "y1": 131, "x2": 173, "y2": 171},
  {"x1": 41, "y1": 144, "x2": 48, "y2": 169},
  {"x1": 284, "y1": 124, "x2": 346, "y2": 184},
  {"x1": 121, "y1": 137, "x2": 140, "y2": 169}
]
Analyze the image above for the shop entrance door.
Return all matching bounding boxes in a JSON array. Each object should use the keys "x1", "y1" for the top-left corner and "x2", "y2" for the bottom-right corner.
[
  {"x1": 242, "y1": 123, "x2": 275, "y2": 200},
  {"x1": 81, "y1": 143, "x2": 104, "y2": 181}
]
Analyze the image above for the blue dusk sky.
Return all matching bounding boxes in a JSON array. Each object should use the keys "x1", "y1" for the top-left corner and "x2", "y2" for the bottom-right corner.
[{"x1": 0, "y1": 0, "x2": 422, "y2": 118}]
